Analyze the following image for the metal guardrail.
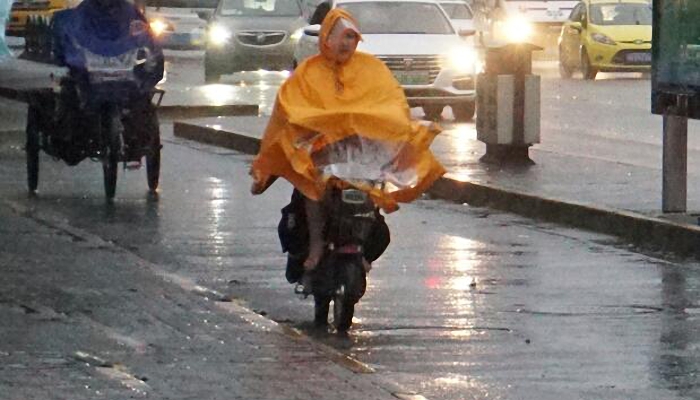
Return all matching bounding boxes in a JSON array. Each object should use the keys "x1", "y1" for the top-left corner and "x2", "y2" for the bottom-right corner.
[{"x1": 20, "y1": 15, "x2": 54, "y2": 63}]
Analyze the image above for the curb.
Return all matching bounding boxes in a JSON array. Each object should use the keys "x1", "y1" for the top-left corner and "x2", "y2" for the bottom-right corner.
[
  {"x1": 157, "y1": 104, "x2": 259, "y2": 120},
  {"x1": 174, "y1": 120, "x2": 261, "y2": 154},
  {"x1": 172, "y1": 119, "x2": 700, "y2": 259},
  {"x1": 0, "y1": 86, "x2": 259, "y2": 120},
  {"x1": 0, "y1": 129, "x2": 24, "y2": 144},
  {"x1": 428, "y1": 178, "x2": 700, "y2": 257}
]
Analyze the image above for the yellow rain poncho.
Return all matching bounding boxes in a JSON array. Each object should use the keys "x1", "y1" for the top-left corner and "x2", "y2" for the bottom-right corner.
[{"x1": 250, "y1": 8, "x2": 445, "y2": 212}]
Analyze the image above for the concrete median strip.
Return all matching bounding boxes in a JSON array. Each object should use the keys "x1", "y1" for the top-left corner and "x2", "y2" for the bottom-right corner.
[{"x1": 173, "y1": 118, "x2": 700, "y2": 259}]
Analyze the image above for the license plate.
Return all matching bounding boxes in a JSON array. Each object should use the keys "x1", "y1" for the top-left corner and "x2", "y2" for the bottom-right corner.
[
  {"x1": 626, "y1": 52, "x2": 651, "y2": 64},
  {"x1": 394, "y1": 71, "x2": 430, "y2": 85}
]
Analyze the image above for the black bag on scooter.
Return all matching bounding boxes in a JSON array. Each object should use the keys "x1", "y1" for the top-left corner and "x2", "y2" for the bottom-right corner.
[
  {"x1": 278, "y1": 190, "x2": 391, "y2": 283},
  {"x1": 278, "y1": 190, "x2": 309, "y2": 283}
]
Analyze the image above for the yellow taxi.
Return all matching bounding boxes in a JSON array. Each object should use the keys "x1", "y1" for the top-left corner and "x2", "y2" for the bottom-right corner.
[
  {"x1": 8, "y1": 0, "x2": 80, "y2": 37},
  {"x1": 558, "y1": 0, "x2": 651, "y2": 79}
]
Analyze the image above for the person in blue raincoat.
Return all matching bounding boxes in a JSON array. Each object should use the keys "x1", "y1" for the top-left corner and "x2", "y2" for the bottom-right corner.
[
  {"x1": 0, "y1": 0, "x2": 12, "y2": 59},
  {"x1": 51, "y1": 0, "x2": 164, "y2": 141},
  {"x1": 52, "y1": 0, "x2": 164, "y2": 88}
]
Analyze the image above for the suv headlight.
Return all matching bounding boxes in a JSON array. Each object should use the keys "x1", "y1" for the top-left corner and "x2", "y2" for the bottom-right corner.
[
  {"x1": 208, "y1": 24, "x2": 232, "y2": 46},
  {"x1": 448, "y1": 47, "x2": 479, "y2": 73}
]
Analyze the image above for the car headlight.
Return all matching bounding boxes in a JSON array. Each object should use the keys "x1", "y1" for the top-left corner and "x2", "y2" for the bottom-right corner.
[
  {"x1": 290, "y1": 28, "x2": 304, "y2": 41},
  {"x1": 449, "y1": 47, "x2": 480, "y2": 73},
  {"x1": 501, "y1": 16, "x2": 533, "y2": 43},
  {"x1": 149, "y1": 19, "x2": 172, "y2": 37},
  {"x1": 208, "y1": 24, "x2": 232, "y2": 46},
  {"x1": 590, "y1": 32, "x2": 616, "y2": 45}
]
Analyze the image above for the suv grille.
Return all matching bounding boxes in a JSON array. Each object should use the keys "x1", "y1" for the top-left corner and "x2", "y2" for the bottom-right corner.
[
  {"x1": 236, "y1": 31, "x2": 286, "y2": 46},
  {"x1": 377, "y1": 55, "x2": 442, "y2": 84}
]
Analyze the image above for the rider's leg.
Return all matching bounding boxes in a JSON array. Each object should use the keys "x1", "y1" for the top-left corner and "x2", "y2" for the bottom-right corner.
[{"x1": 303, "y1": 196, "x2": 325, "y2": 270}]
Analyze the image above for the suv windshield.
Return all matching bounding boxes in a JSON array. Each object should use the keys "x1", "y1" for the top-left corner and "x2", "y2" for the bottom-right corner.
[
  {"x1": 146, "y1": 0, "x2": 218, "y2": 8},
  {"x1": 220, "y1": 0, "x2": 302, "y2": 16},
  {"x1": 589, "y1": 3, "x2": 652, "y2": 26},
  {"x1": 339, "y1": 2, "x2": 454, "y2": 34},
  {"x1": 440, "y1": 3, "x2": 473, "y2": 19}
]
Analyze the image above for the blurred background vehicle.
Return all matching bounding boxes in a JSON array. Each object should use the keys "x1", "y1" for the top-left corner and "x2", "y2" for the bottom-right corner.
[
  {"x1": 472, "y1": 0, "x2": 577, "y2": 59},
  {"x1": 146, "y1": 0, "x2": 218, "y2": 50},
  {"x1": 7, "y1": 0, "x2": 81, "y2": 37},
  {"x1": 203, "y1": 0, "x2": 308, "y2": 83},
  {"x1": 439, "y1": 0, "x2": 477, "y2": 46},
  {"x1": 294, "y1": 0, "x2": 480, "y2": 121},
  {"x1": 558, "y1": 0, "x2": 651, "y2": 80}
]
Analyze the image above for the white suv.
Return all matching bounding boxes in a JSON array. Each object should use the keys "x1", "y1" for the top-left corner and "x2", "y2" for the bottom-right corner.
[{"x1": 294, "y1": 0, "x2": 480, "y2": 121}]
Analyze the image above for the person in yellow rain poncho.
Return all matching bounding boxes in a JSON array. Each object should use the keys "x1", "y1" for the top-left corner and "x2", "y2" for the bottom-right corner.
[{"x1": 250, "y1": 8, "x2": 446, "y2": 280}]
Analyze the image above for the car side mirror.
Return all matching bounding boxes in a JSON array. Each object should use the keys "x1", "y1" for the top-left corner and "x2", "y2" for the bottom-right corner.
[
  {"x1": 197, "y1": 10, "x2": 213, "y2": 21},
  {"x1": 458, "y1": 29, "x2": 477, "y2": 37},
  {"x1": 581, "y1": 15, "x2": 588, "y2": 28},
  {"x1": 303, "y1": 24, "x2": 321, "y2": 37}
]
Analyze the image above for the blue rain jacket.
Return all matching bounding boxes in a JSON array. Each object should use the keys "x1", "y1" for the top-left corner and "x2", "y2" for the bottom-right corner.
[{"x1": 53, "y1": 0, "x2": 164, "y2": 88}]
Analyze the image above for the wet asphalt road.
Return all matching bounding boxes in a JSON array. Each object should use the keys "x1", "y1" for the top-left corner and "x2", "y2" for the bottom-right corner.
[
  {"x1": 3, "y1": 54, "x2": 700, "y2": 399},
  {"x1": 3, "y1": 123, "x2": 700, "y2": 399}
]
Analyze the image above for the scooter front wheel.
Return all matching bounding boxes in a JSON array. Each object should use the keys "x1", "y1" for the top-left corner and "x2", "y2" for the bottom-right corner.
[
  {"x1": 313, "y1": 295, "x2": 331, "y2": 327},
  {"x1": 333, "y1": 290, "x2": 355, "y2": 333},
  {"x1": 332, "y1": 256, "x2": 367, "y2": 332}
]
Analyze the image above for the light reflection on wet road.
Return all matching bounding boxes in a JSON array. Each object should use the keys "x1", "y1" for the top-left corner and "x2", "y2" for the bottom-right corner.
[
  {"x1": 2, "y1": 59, "x2": 700, "y2": 399},
  {"x1": 3, "y1": 127, "x2": 700, "y2": 399}
]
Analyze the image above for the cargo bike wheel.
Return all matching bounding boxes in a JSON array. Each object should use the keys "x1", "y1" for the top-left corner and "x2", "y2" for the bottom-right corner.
[
  {"x1": 102, "y1": 108, "x2": 123, "y2": 200},
  {"x1": 146, "y1": 147, "x2": 160, "y2": 192},
  {"x1": 145, "y1": 91, "x2": 163, "y2": 193},
  {"x1": 26, "y1": 105, "x2": 41, "y2": 195}
]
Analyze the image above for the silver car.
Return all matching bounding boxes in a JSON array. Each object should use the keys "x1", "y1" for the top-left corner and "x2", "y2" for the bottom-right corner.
[
  {"x1": 203, "y1": 0, "x2": 308, "y2": 82},
  {"x1": 294, "y1": 0, "x2": 480, "y2": 121},
  {"x1": 146, "y1": 0, "x2": 218, "y2": 50}
]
